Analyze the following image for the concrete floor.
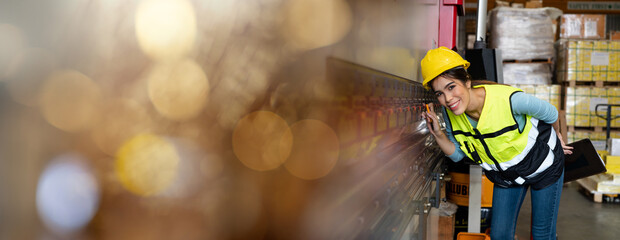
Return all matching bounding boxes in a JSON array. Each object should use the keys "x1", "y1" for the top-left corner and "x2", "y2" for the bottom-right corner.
[{"x1": 515, "y1": 182, "x2": 620, "y2": 240}]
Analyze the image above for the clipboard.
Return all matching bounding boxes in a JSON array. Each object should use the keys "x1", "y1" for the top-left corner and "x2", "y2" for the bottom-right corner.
[{"x1": 564, "y1": 138, "x2": 607, "y2": 183}]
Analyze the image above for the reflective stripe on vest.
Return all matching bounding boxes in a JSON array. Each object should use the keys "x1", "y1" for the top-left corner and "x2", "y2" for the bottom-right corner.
[
  {"x1": 446, "y1": 85, "x2": 551, "y2": 174},
  {"x1": 476, "y1": 118, "x2": 558, "y2": 175}
]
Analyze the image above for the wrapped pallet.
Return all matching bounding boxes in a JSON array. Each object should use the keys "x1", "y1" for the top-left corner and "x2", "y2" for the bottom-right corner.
[
  {"x1": 488, "y1": 7, "x2": 562, "y2": 61},
  {"x1": 503, "y1": 63, "x2": 552, "y2": 85}
]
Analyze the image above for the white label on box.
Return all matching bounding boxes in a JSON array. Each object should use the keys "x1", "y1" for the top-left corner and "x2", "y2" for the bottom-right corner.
[
  {"x1": 591, "y1": 52, "x2": 610, "y2": 66},
  {"x1": 584, "y1": 20, "x2": 598, "y2": 37},
  {"x1": 590, "y1": 97, "x2": 608, "y2": 112},
  {"x1": 567, "y1": 20, "x2": 582, "y2": 37}
]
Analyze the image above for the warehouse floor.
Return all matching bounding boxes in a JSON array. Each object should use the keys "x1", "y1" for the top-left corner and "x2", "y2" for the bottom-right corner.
[{"x1": 515, "y1": 181, "x2": 620, "y2": 240}]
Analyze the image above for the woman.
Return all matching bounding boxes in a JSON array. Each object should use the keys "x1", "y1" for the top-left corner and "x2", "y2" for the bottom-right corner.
[{"x1": 420, "y1": 47, "x2": 573, "y2": 240}]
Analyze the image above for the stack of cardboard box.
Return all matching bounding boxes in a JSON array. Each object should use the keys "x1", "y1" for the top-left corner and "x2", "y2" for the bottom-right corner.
[
  {"x1": 556, "y1": 13, "x2": 619, "y2": 152},
  {"x1": 568, "y1": 130, "x2": 620, "y2": 151},
  {"x1": 565, "y1": 86, "x2": 620, "y2": 128},
  {"x1": 557, "y1": 40, "x2": 620, "y2": 83},
  {"x1": 511, "y1": 84, "x2": 562, "y2": 110}
]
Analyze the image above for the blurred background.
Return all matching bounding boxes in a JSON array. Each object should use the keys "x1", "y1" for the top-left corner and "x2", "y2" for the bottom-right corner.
[{"x1": 0, "y1": 0, "x2": 441, "y2": 239}]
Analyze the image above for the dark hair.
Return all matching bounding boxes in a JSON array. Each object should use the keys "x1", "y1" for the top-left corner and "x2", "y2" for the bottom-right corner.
[
  {"x1": 430, "y1": 66, "x2": 471, "y2": 90},
  {"x1": 438, "y1": 66, "x2": 471, "y2": 83},
  {"x1": 430, "y1": 66, "x2": 501, "y2": 90}
]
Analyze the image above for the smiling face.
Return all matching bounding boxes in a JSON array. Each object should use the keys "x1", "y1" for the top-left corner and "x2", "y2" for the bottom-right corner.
[{"x1": 431, "y1": 76, "x2": 471, "y2": 116}]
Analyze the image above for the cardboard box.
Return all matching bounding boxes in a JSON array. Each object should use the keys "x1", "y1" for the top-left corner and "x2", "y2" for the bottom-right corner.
[
  {"x1": 525, "y1": 0, "x2": 543, "y2": 9},
  {"x1": 565, "y1": 86, "x2": 620, "y2": 128},
  {"x1": 611, "y1": 31, "x2": 620, "y2": 41},
  {"x1": 556, "y1": 40, "x2": 620, "y2": 82},
  {"x1": 607, "y1": 155, "x2": 620, "y2": 166},
  {"x1": 560, "y1": 14, "x2": 606, "y2": 40},
  {"x1": 608, "y1": 165, "x2": 620, "y2": 174},
  {"x1": 567, "y1": 130, "x2": 617, "y2": 151},
  {"x1": 609, "y1": 138, "x2": 620, "y2": 156},
  {"x1": 511, "y1": 84, "x2": 561, "y2": 110},
  {"x1": 612, "y1": 173, "x2": 620, "y2": 184},
  {"x1": 606, "y1": 155, "x2": 620, "y2": 174}
]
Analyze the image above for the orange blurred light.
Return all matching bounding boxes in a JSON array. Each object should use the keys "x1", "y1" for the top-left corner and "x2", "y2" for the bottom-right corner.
[
  {"x1": 147, "y1": 58, "x2": 209, "y2": 121},
  {"x1": 39, "y1": 70, "x2": 102, "y2": 132},
  {"x1": 285, "y1": 119, "x2": 339, "y2": 180},
  {"x1": 232, "y1": 111, "x2": 293, "y2": 171}
]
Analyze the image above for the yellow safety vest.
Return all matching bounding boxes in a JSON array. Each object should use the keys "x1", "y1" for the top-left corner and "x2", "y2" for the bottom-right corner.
[{"x1": 446, "y1": 84, "x2": 564, "y2": 189}]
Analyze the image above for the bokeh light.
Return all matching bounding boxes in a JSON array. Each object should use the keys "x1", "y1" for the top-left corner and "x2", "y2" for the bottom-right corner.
[
  {"x1": 281, "y1": 0, "x2": 353, "y2": 51},
  {"x1": 115, "y1": 134, "x2": 180, "y2": 196},
  {"x1": 4, "y1": 48, "x2": 56, "y2": 106},
  {"x1": 232, "y1": 111, "x2": 293, "y2": 171},
  {"x1": 284, "y1": 119, "x2": 340, "y2": 180},
  {"x1": 159, "y1": 138, "x2": 210, "y2": 198},
  {"x1": 91, "y1": 98, "x2": 153, "y2": 156},
  {"x1": 0, "y1": 23, "x2": 25, "y2": 81},
  {"x1": 135, "y1": 0, "x2": 197, "y2": 61},
  {"x1": 147, "y1": 58, "x2": 209, "y2": 121},
  {"x1": 39, "y1": 70, "x2": 103, "y2": 132},
  {"x1": 36, "y1": 153, "x2": 100, "y2": 234},
  {"x1": 0, "y1": 1, "x2": 436, "y2": 239}
]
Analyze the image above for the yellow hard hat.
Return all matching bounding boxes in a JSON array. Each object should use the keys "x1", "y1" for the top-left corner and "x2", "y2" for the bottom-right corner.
[{"x1": 420, "y1": 46, "x2": 470, "y2": 90}]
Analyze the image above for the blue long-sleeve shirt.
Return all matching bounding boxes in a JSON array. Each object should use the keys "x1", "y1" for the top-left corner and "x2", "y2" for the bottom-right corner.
[{"x1": 444, "y1": 91, "x2": 558, "y2": 162}]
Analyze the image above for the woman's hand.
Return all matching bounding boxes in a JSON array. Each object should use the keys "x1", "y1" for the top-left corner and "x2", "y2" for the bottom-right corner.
[
  {"x1": 557, "y1": 133, "x2": 573, "y2": 155},
  {"x1": 422, "y1": 103, "x2": 443, "y2": 138},
  {"x1": 422, "y1": 103, "x2": 457, "y2": 156}
]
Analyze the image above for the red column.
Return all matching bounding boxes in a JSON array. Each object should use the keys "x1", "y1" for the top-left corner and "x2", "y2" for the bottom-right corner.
[{"x1": 438, "y1": 0, "x2": 464, "y2": 48}]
